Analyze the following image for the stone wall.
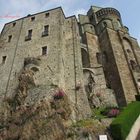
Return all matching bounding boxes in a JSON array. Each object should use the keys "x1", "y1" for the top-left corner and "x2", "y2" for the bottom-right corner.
[{"x1": 0, "y1": 7, "x2": 91, "y2": 121}]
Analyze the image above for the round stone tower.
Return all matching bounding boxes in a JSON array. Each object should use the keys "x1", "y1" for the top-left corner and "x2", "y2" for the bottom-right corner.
[
  {"x1": 87, "y1": 7, "x2": 129, "y2": 34},
  {"x1": 96, "y1": 7, "x2": 122, "y2": 30}
]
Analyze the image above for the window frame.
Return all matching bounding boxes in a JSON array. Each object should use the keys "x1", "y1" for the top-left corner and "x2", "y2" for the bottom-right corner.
[
  {"x1": 42, "y1": 46, "x2": 47, "y2": 55},
  {"x1": 8, "y1": 35, "x2": 12, "y2": 42},
  {"x1": 2, "y1": 56, "x2": 7, "y2": 64}
]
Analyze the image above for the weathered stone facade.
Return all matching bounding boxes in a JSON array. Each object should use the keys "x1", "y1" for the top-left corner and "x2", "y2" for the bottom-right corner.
[
  {"x1": 79, "y1": 6, "x2": 140, "y2": 106},
  {"x1": 0, "y1": 5, "x2": 140, "y2": 122}
]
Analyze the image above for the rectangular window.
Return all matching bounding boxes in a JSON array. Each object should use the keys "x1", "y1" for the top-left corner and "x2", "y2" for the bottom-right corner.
[
  {"x1": 28, "y1": 29, "x2": 32, "y2": 37},
  {"x1": 2, "y1": 56, "x2": 6, "y2": 64},
  {"x1": 44, "y1": 25, "x2": 49, "y2": 31},
  {"x1": 45, "y1": 13, "x2": 49, "y2": 18},
  {"x1": 42, "y1": 46, "x2": 47, "y2": 55},
  {"x1": 42, "y1": 25, "x2": 49, "y2": 37},
  {"x1": 96, "y1": 52, "x2": 102, "y2": 64},
  {"x1": 8, "y1": 35, "x2": 12, "y2": 42},
  {"x1": 25, "y1": 29, "x2": 32, "y2": 41},
  {"x1": 31, "y1": 16, "x2": 35, "y2": 21}
]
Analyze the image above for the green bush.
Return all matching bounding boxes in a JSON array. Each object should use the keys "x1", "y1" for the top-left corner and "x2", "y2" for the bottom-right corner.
[{"x1": 110, "y1": 101, "x2": 140, "y2": 140}]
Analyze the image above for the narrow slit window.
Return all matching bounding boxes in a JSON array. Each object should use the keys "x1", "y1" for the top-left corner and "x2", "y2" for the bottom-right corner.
[
  {"x1": 42, "y1": 46, "x2": 47, "y2": 55},
  {"x1": 96, "y1": 52, "x2": 102, "y2": 64},
  {"x1": 2, "y1": 56, "x2": 6, "y2": 64},
  {"x1": 8, "y1": 35, "x2": 12, "y2": 42},
  {"x1": 28, "y1": 29, "x2": 32, "y2": 37}
]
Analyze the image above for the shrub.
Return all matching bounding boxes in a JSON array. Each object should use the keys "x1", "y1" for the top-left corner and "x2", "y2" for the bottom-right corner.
[
  {"x1": 110, "y1": 101, "x2": 140, "y2": 140},
  {"x1": 53, "y1": 90, "x2": 65, "y2": 100},
  {"x1": 107, "y1": 108, "x2": 120, "y2": 117},
  {"x1": 100, "y1": 107, "x2": 119, "y2": 117}
]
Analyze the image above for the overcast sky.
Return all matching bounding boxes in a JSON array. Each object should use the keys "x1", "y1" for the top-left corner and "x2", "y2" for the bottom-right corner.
[{"x1": 0, "y1": 0, "x2": 140, "y2": 43}]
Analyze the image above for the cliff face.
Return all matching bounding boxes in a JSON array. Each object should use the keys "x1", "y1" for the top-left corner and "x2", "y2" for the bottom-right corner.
[
  {"x1": 0, "y1": 57, "x2": 109, "y2": 140},
  {"x1": 0, "y1": 58, "x2": 69, "y2": 140},
  {"x1": 0, "y1": 87, "x2": 107, "y2": 140}
]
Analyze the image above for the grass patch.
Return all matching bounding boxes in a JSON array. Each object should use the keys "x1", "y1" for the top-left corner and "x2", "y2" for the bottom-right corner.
[
  {"x1": 91, "y1": 108, "x2": 107, "y2": 119},
  {"x1": 110, "y1": 101, "x2": 140, "y2": 140},
  {"x1": 72, "y1": 119, "x2": 95, "y2": 128}
]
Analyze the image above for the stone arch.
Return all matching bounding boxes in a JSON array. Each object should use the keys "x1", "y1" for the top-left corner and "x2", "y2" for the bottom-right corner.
[{"x1": 81, "y1": 48, "x2": 90, "y2": 68}]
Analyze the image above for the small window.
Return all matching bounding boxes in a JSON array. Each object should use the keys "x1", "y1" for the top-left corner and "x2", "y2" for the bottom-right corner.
[
  {"x1": 28, "y1": 29, "x2": 32, "y2": 37},
  {"x1": 42, "y1": 25, "x2": 49, "y2": 37},
  {"x1": 126, "y1": 49, "x2": 131, "y2": 53},
  {"x1": 96, "y1": 52, "x2": 102, "y2": 64},
  {"x1": 130, "y1": 60, "x2": 136, "y2": 70},
  {"x1": 25, "y1": 30, "x2": 32, "y2": 41},
  {"x1": 44, "y1": 25, "x2": 49, "y2": 32},
  {"x1": 42, "y1": 46, "x2": 47, "y2": 55},
  {"x1": 2, "y1": 56, "x2": 6, "y2": 64},
  {"x1": 8, "y1": 35, "x2": 12, "y2": 42},
  {"x1": 13, "y1": 22, "x2": 16, "y2": 27},
  {"x1": 31, "y1": 16, "x2": 35, "y2": 21},
  {"x1": 45, "y1": 13, "x2": 49, "y2": 18}
]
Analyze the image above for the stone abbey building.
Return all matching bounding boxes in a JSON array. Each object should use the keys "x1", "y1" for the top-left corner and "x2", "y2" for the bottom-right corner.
[{"x1": 0, "y1": 5, "x2": 140, "y2": 120}]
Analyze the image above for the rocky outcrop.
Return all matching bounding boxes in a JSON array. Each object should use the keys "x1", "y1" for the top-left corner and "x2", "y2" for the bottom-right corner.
[{"x1": 0, "y1": 57, "x2": 111, "y2": 140}]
